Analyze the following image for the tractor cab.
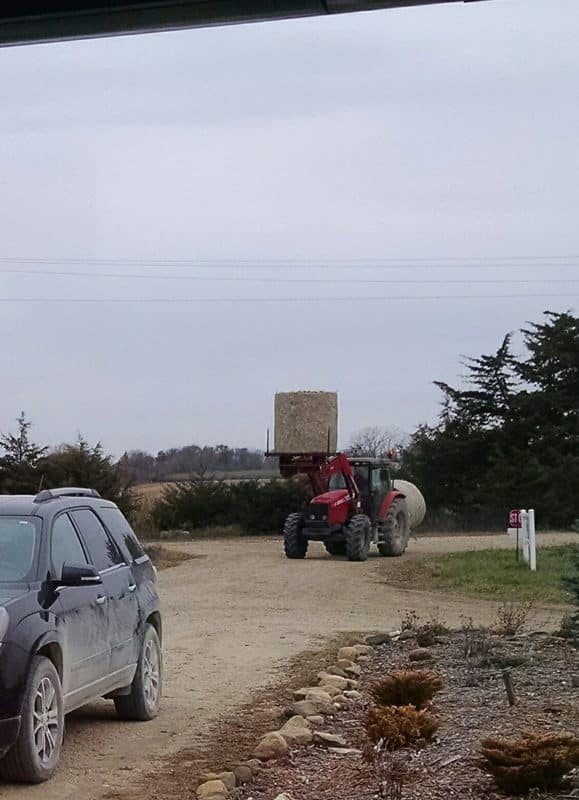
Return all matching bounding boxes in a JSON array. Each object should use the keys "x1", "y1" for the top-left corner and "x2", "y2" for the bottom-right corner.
[
  {"x1": 349, "y1": 458, "x2": 394, "y2": 518},
  {"x1": 328, "y1": 457, "x2": 394, "y2": 517}
]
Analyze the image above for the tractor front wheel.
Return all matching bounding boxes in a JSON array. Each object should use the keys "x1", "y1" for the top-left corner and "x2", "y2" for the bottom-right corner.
[
  {"x1": 345, "y1": 514, "x2": 372, "y2": 561},
  {"x1": 378, "y1": 498, "x2": 410, "y2": 556},
  {"x1": 283, "y1": 513, "x2": 308, "y2": 559}
]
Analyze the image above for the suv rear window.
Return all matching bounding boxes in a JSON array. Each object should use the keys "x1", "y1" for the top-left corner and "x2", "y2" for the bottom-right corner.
[
  {"x1": 98, "y1": 507, "x2": 145, "y2": 561},
  {"x1": 70, "y1": 509, "x2": 124, "y2": 572}
]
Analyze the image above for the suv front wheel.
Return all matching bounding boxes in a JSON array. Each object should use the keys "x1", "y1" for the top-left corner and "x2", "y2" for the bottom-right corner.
[
  {"x1": 0, "y1": 656, "x2": 64, "y2": 783},
  {"x1": 114, "y1": 624, "x2": 162, "y2": 721}
]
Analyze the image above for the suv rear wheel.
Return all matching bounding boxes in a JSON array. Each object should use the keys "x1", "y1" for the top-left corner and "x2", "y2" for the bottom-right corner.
[
  {"x1": 114, "y1": 624, "x2": 162, "y2": 721},
  {"x1": 0, "y1": 656, "x2": 64, "y2": 783}
]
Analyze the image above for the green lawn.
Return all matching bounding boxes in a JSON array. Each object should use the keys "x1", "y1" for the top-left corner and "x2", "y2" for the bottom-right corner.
[{"x1": 401, "y1": 544, "x2": 577, "y2": 604}]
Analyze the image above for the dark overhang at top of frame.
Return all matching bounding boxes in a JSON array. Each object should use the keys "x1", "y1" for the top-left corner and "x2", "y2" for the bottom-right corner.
[{"x1": 0, "y1": 0, "x2": 490, "y2": 47}]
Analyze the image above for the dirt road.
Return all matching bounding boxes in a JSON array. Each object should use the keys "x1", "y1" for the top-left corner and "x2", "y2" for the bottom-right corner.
[{"x1": 3, "y1": 533, "x2": 574, "y2": 799}]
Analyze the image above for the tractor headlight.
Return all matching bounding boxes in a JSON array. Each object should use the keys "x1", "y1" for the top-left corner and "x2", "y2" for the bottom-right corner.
[{"x1": 0, "y1": 608, "x2": 9, "y2": 642}]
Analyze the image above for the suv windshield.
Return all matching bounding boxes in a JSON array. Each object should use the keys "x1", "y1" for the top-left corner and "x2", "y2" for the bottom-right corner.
[{"x1": 0, "y1": 516, "x2": 39, "y2": 582}]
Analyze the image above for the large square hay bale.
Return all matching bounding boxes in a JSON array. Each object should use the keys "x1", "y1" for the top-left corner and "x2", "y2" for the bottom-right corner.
[{"x1": 274, "y1": 391, "x2": 338, "y2": 453}]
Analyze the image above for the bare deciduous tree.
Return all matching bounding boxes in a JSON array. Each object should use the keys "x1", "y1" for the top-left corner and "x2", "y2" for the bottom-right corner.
[{"x1": 348, "y1": 426, "x2": 407, "y2": 458}]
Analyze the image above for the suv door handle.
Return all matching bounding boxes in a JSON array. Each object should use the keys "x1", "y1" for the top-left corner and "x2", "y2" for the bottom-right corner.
[
  {"x1": 128, "y1": 584, "x2": 137, "y2": 592},
  {"x1": 95, "y1": 595, "x2": 107, "y2": 605}
]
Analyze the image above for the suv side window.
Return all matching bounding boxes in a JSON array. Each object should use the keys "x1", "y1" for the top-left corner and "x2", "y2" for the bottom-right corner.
[
  {"x1": 51, "y1": 514, "x2": 88, "y2": 578},
  {"x1": 70, "y1": 509, "x2": 124, "y2": 572},
  {"x1": 98, "y1": 507, "x2": 145, "y2": 561}
]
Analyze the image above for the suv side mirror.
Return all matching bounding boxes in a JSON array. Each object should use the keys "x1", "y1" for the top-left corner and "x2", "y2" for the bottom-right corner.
[{"x1": 60, "y1": 563, "x2": 102, "y2": 587}]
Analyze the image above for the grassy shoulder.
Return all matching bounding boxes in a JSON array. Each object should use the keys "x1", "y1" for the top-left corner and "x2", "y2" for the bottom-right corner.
[{"x1": 393, "y1": 544, "x2": 577, "y2": 604}]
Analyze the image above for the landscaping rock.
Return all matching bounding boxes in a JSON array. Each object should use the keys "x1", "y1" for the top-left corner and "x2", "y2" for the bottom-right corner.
[
  {"x1": 336, "y1": 658, "x2": 356, "y2": 669},
  {"x1": 306, "y1": 715, "x2": 324, "y2": 726},
  {"x1": 197, "y1": 772, "x2": 219, "y2": 785},
  {"x1": 343, "y1": 690, "x2": 362, "y2": 700},
  {"x1": 353, "y1": 644, "x2": 374, "y2": 656},
  {"x1": 279, "y1": 726, "x2": 313, "y2": 746},
  {"x1": 313, "y1": 731, "x2": 348, "y2": 747},
  {"x1": 399, "y1": 630, "x2": 416, "y2": 641},
  {"x1": 294, "y1": 686, "x2": 335, "y2": 702},
  {"x1": 303, "y1": 688, "x2": 335, "y2": 704},
  {"x1": 230, "y1": 764, "x2": 252, "y2": 785},
  {"x1": 344, "y1": 663, "x2": 362, "y2": 677},
  {"x1": 409, "y1": 648, "x2": 434, "y2": 662},
  {"x1": 273, "y1": 794, "x2": 296, "y2": 800},
  {"x1": 252, "y1": 732, "x2": 289, "y2": 761},
  {"x1": 366, "y1": 633, "x2": 393, "y2": 647},
  {"x1": 338, "y1": 646, "x2": 359, "y2": 662},
  {"x1": 281, "y1": 715, "x2": 312, "y2": 731},
  {"x1": 291, "y1": 699, "x2": 334, "y2": 717},
  {"x1": 318, "y1": 673, "x2": 349, "y2": 691},
  {"x1": 196, "y1": 779, "x2": 229, "y2": 800},
  {"x1": 318, "y1": 684, "x2": 342, "y2": 698},
  {"x1": 327, "y1": 747, "x2": 363, "y2": 756},
  {"x1": 326, "y1": 665, "x2": 349, "y2": 678},
  {"x1": 214, "y1": 772, "x2": 236, "y2": 791}
]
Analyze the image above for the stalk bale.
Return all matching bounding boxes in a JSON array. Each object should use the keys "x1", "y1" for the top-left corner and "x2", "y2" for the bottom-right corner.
[
  {"x1": 274, "y1": 391, "x2": 338, "y2": 453},
  {"x1": 393, "y1": 480, "x2": 426, "y2": 529}
]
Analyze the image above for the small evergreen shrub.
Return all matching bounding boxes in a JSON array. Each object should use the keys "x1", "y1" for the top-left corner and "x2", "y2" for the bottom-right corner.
[
  {"x1": 370, "y1": 670, "x2": 442, "y2": 710},
  {"x1": 480, "y1": 731, "x2": 579, "y2": 794},
  {"x1": 365, "y1": 705, "x2": 439, "y2": 750}
]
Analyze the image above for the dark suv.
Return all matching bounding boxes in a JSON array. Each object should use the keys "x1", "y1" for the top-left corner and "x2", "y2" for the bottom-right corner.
[{"x1": 0, "y1": 487, "x2": 162, "y2": 783}]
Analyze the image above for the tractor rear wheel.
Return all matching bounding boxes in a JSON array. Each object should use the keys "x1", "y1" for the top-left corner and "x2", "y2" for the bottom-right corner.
[
  {"x1": 324, "y1": 540, "x2": 347, "y2": 557},
  {"x1": 283, "y1": 513, "x2": 308, "y2": 559},
  {"x1": 377, "y1": 498, "x2": 410, "y2": 556},
  {"x1": 345, "y1": 514, "x2": 372, "y2": 561}
]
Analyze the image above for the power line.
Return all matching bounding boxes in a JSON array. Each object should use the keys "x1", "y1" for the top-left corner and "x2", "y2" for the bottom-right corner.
[
  {"x1": 0, "y1": 256, "x2": 577, "y2": 271},
  {"x1": 1, "y1": 268, "x2": 578, "y2": 285},
  {"x1": 0, "y1": 293, "x2": 577, "y2": 304}
]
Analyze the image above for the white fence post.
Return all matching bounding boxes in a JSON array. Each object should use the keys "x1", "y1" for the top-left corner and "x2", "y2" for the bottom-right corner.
[
  {"x1": 528, "y1": 508, "x2": 536, "y2": 571},
  {"x1": 521, "y1": 509, "x2": 530, "y2": 564}
]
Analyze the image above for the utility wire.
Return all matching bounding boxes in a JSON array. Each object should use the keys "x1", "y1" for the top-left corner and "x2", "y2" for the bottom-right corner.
[
  {"x1": 0, "y1": 294, "x2": 577, "y2": 304},
  {"x1": 1, "y1": 268, "x2": 578, "y2": 285},
  {"x1": 0, "y1": 256, "x2": 577, "y2": 271}
]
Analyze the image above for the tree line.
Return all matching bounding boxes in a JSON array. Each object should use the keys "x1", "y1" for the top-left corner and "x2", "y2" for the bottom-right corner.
[
  {"x1": 403, "y1": 310, "x2": 578, "y2": 529},
  {"x1": 119, "y1": 444, "x2": 272, "y2": 483}
]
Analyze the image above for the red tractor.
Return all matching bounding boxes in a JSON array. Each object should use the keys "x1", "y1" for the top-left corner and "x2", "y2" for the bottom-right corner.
[{"x1": 279, "y1": 452, "x2": 410, "y2": 561}]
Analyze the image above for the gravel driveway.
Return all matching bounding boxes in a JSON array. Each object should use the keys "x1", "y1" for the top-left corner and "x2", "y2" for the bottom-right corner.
[{"x1": 2, "y1": 532, "x2": 574, "y2": 800}]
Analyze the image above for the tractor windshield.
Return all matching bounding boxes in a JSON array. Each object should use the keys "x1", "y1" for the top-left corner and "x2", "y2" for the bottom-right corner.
[{"x1": 328, "y1": 472, "x2": 347, "y2": 490}]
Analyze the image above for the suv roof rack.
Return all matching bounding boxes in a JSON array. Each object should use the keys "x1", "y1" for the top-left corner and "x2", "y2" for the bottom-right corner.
[{"x1": 34, "y1": 487, "x2": 101, "y2": 503}]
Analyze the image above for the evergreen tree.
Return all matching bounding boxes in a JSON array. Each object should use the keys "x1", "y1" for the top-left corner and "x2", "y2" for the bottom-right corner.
[{"x1": 0, "y1": 412, "x2": 47, "y2": 493}]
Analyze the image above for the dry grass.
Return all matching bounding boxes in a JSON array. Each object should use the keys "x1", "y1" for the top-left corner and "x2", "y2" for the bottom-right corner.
[
  {"x1": 143, "y1": 544, "x2": 195, "y2": 571},
  {"x1": 365, "y1": 705, "x2": 439, "y2": 750},
  {"x1": 494, "y1": 600, "x2": 534, "y2": 636},
  {"x1": 480, "y1": 731, "x2": 579, "y2": 794},
  {"x1": 370, "y1": 670, "x2": 443, "y2": 710}
]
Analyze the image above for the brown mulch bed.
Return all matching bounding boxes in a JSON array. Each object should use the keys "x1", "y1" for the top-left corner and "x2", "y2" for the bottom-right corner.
[{"x1": 235, "y1": 631, "x2": 579, "y2": 800}]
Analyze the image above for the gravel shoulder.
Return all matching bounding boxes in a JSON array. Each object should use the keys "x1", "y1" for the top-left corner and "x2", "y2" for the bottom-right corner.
[{"x1": 2, "y1": 532, "x2": 575, "y2": 800}]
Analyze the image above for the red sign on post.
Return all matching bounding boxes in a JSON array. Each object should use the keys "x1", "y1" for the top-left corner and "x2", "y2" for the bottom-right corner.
[{"x1": 509, "y1": 509, "x2": 522, "y2": 529}]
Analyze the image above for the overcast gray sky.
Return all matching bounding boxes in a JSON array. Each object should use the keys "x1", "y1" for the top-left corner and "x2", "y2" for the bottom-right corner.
[{"x1": 0, "y1": 0, "x2": 578, "y2": 456}]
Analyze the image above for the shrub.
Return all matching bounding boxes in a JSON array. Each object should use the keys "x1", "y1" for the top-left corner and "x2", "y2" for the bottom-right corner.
[
  {"x1": 150, "y1": 474, "x2": 308, "y2": 534},
  {"x1": 370, "y1": 671, "x2": 442, "y2": 710},
  {"x1": 365, "y1": 705, "x2": 439, "y2": 750},
  {"x1": 480, "y1": 731, "x2": 579, "y2": 794},
  {"x1": 400, "y1": 610, "x2": 419, "y2": 631},
  {"x1": 462, "y1": 617, "x2": 493, "y2": 660},
  {"x1": 494, "y1": 600, "x2": 533, "y2": 636}
]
